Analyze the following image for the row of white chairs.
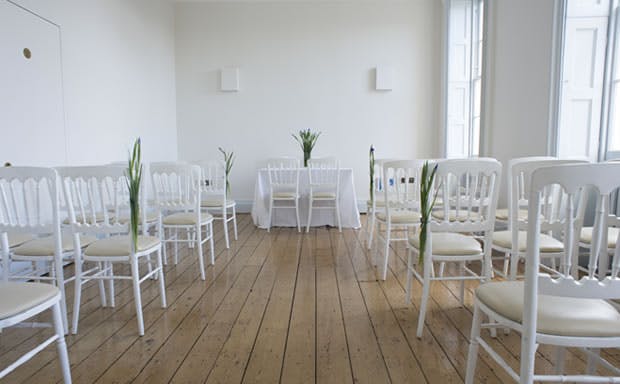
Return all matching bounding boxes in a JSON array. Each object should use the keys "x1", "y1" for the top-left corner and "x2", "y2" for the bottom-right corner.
[{"x1": 266, "y1": 157, "x2": 342, "y2": 233}]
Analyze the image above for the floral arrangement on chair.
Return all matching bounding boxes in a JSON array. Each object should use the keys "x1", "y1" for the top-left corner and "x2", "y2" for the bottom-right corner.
[
  {"x1": 418, "y1": 161, "x2": 439, "y2": 264},
  {"x1": 292, "y1": 129, "x2": 321, "y2": 167},
  {"x1": 218, "y1": 147, "x2": 234, "y2": 198},
  {"x1": 127, "y1": 138, "x2": 142, "y2": 251},
  {"x1": 369, "y1": 145, "x2": 375, "y2": 202}
]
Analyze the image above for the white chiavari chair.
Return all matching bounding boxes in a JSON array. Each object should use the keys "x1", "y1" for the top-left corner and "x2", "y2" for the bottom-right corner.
[
  {"x1": 491, "y1": 158, "x2": 588, "y2": 280},
  {"x1": 0, "y1": 282, "x2": 71, "y2": 383},
  {"x1": 307, "y1": 157, "x2": 341, "y2": 233},
  {"x1": 466, "y1": 162, "x2": 620, "y2": 383},
  {"x1": 60, "y1": 166, "x2": 166, "y2": 336},
  {"x1": 194, "y1": 160, "x2": 238, "y2": 249},
  {"x1": 266, "y1": 157, "x2": 301, "y2": 232},
  {"x1": 367, "y1": 158, "x2": 393, "y2": 250},
  {"x1": 376, "y1": 160, "x2": 424, "y2": 281},
  {"x1": 151, "y1": 162, "x2": 214, "y2": 280},
  {"x1": 407, "y1": 158, "x2": 501, "y2": 338}
]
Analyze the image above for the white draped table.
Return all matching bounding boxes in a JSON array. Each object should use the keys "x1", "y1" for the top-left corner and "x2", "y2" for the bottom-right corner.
[{"x1": 251, "y1": 168, "x2": 362, "y2": 229}]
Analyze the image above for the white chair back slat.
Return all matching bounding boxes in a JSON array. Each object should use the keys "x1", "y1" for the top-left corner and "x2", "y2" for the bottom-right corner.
[
  {"x1": 150, "y1": 162, "x2": 200, "y2": 212},
  {"x1": 308, "y1": 157, "x2": 339, "y2": 191},
  {"x1": 432, "y1": 158, "x2": 501, "y2": 233},
  {"x1": 0, "y1": 167, "x2": 59, "y2": 234},
  {"x1": 382, "y1": 160, "x2": 425, "y2": 218},
  {"x1": 528, "y1": 162, "x2": 620, "y2": 300},
  {"x1": 57, "y1": 166, "x2": 128, "y2": 236},
  {"x1": 194, "y1": 160, "x2": 226, "y2": 202},
  {"x1": 267, "y1": 157, "x2": 300, "y2": 194}
]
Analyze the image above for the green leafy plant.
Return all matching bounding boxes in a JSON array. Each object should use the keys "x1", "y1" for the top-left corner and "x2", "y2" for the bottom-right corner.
[
  {"x1": 218, "y1": 147, "x2": 234, "y2": 197},
  {"x1": 292, "y1": 129, "x2": 321, "y2": 167},
  {"x1": 369, "y1": 145, "x2": 375, "y2": 202},
  {"x1": 126, "y1": 138, "x2": 142, "y2": 251},
  {"x1": 418, "y1": 161, "x2": 440, "y2": 264}
]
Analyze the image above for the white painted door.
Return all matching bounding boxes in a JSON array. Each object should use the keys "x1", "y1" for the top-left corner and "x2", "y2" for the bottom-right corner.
[
  {"x1": 0, "y1": 0, "x2": 66, "y2": 166},
  {"x1": 558, "y1": 16, "x2": 608, "y2": 159}
]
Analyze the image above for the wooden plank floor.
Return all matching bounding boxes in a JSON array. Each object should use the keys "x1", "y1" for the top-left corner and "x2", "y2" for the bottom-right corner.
[{"x1": 1, "y1": 214, "x2": 618, "y2": 383}]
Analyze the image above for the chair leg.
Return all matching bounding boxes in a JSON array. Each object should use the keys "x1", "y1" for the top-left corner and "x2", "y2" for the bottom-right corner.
[
  {"x1": 196, "y1": 224, "x2": 206, "y2": 280},
  {"x1": 406, "y1": 247, "x2": 414, "y2": 303},
  {"x1": 53, "y1": 258, "x2": 69, "y2": 334},
  {"x1": 160, "y1": 220, "x2": 167, "y2": 265},
  {"x1": 71, "y1": 258, "x2": 83, "y2": 335},
  {"x1": 209, "y1": 222, "x2": 215, "y2": 265},
  {"x1": 222, "y1": 206, "x2": 230, "y2": 249},
  {"x1": 554, "y1": 346, "x2": 566, "y2": 377},
  {"x1": 52, "y1": 301, "x2": 72, "y2": 384},
  {"x1": 232, "y1": 205, "x2": 238, "y2": 240},
  {"x1": 509, "y1": 250, "x2": 520, "y2": 280},
  {"x1": 586, "y1": 348, "x2": 600, "y2": 375},
  {"x1": 306, "y1": 198, "x2": 313, "y2": 233},
  {"x1": 295, "y1": 199, "x2": 301, "y2": 233},
  {"x1": 382, "y1": 223, "x2": 391, "y2": 281},
  {"x1": 465, "y1": 303, "x2": 482, "y2": 384},
  {"x1": 335, "y1": 198, "x2": 342, "y2": 232},
  {"x1": 156, "y1": 248, "x2": 167, "y2": 308},
  {"x1": 459, "y1": 262, "x2": 465, "y2": 306},
  {"x1": 367, "y1": 211, "x2": 376, "y2": 250},
  {"x1": 97, "y1": 262, "x2": 107, "y2": 307},
  {"x1": 416, "y1": 267, "x2": 430, "y2": 338},
  {"x1": 267, "y1": 198, "x2": 273, "y2": 232},
  {"x1": 130, "y1": 258, "x2": 145, "y2": 336},
  {"x1": 174, "y1": 228, "x2": 179, "y2": 264},
  {"x1": 502, "y1": 251, "x2": 510, "y2": 277},
  {"x1": 107, "y1": 263, "x2": 115, "y2": 308}
]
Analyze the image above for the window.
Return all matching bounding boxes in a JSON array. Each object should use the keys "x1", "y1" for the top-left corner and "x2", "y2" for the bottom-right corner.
[
  {"x1": 445, "y1": 0, "x2": 485, "y2": 158},
  {"x1": 555, "y1": 0, "x2": 620, "y2": 160}
]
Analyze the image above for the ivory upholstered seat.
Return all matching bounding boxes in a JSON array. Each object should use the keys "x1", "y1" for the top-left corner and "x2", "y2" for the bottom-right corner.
[
  {"x1": 494, "y1": 208, "x2": 529, "y2": 221},
  {"x1": 580, "y1": 226, "x2": 620, "y2": 248},
  {"x1": 0, "y1": 282, "x2": 60, "y2": 320},
  {"x1": 13, "y1": 235, "x2": 97, "y2": 257},
  {"x1": 116, "y1": 211, "x2": 159, "y2": 225},
  {"x1": 84, "y1": 235, "x2": 160, "y2": 257},
  {"x1": 6, "y1": 233, "x2": 35, "y2": 249},
  {"x1": 312, "y1": 192, "x2": 336, "y2": 199},
  {"x1": 272, "y1": 191, "x2": 298, "y2": 199},
  {"x1": 376, "y1": 211, "x2": 420, "y2": 224},
  {"x1": 492, "y1": 230, "x2": 564, "y2": 253},
  {"x1": 432, "y1": 209, "x2": 482, "y2": 222},
  {"x1": 476, "y1": 281, "x2": 620, "y2": 337},
  {"x1": 366, "y1": 198, "x2": 386, "y2": 207},
  {"x1": 409, "y1": 232, "x2": 482, "y2": 256},
  {"x1": 201, "y1": 199, "x2": 235, "y2": 208},
  {"x1": 162, "y1": 212, "x2": 213, "y2": 226}
]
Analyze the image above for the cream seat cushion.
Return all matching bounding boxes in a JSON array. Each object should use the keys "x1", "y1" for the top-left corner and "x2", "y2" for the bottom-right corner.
[
  {"x1": 366, "y1": 199, "x2": 386, "y2": 207},
  {"x1": 162, "y1": 212, "x2": 213, "y2": 226},
  {"x1": 376, "y1": 211, "x2": 420, "y2": 224},
  {"x1": 201, "y1": 199, "x2": 236, "y2": 208},
  {"x1": 0, "y1": 282, "x2": 59, "y2": 320},
  {"x1": 116, "y1": 211, "x2": 159, "y2": 224},
  {"x1": 432, "y1": 210, "x2": 482, "y2": 222},
  {"x1": 477, "y1": 281, "x2": 620, "y2": 337},
  {"x1": 312, "y1": 192, "x2": 336, "y2": 199},
  {"x1": 580, "y1": 227, "x2": 620, "y2": 248},
  {"x1": 7, "y1": 233, "x2": 35, "y2": 249},
  {"x1": 84, "y1": 235, "x2": 160, "y2": 257},
  {"x1": 409, "y1": 232, "x2": 482, "y2": 256},
  {"x1": 495, "y1": 208, "x2": 530, "y2": 221},
  {"x1": 63, "y1": 213, "x2": 109, "y2": 225},
  {"x1": 492, "y1": 230, "x2": 563, "y2": 253},
  {"x1": 272, "y1": 192, "x2": 298, "y2": 199},
  {"x1": 13, "y1": 235, "x2": 97, "y2": 257}
]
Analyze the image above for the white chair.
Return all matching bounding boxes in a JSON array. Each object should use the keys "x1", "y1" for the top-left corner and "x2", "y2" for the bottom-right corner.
[
  {"x1": 465, "y1": 162, "x2": 620, "y2": 383},
  {"x1": 266, "y1": 157, "x2": 301, "y2": 232},
  {"x1": 0, "y1": 282, "x2": 71, "y2": 383},
  {"x1": 151, "y1": 162, "x2": 214, "y2": 280},
  {"x1": 0, "y1": 166, "x2": 84, "y2": 333},
  {"x1": 367, "y1": 158, "x2": 393, "y2": 250},
  {"x1": 307, "y1": 157, "x2": 341, "y2": 233},
  {"x1": 491, "y1": 158, "x2": 588, "y2": 280},
  {"x1": 60, "y1": 166, "x2": 166, "y2": 336},
  {"x1": 376, "y1": 160, "x2": 425, "y2": 281},
  {"x1": 407, "y1": 158, "x2": 501, "y2": 338},
  {"x1": 195, "y1": 160, "x2": 238, "y2": 249}
]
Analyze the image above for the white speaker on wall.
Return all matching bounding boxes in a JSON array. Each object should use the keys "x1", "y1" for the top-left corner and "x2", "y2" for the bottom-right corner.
[
  {"x1": 375, "y1": 66, "x2": 393, "y2": 91},
  {"x1": 220, "y1": 67, "x2": 240, "y2": 92}
]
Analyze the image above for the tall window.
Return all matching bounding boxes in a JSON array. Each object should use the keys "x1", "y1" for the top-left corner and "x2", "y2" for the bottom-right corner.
[
  {"x1": 555, "y1": 0, "x2": 620, "y2": 160},
  {"x1": 445, "y1": 0, "x2": 485, "y2": 158}
]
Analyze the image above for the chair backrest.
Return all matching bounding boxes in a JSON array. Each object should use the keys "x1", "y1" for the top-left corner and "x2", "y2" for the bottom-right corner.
[
  {"x1": 382, "y1": 160, "x2": 426, "y2": 217},
  {"x1": 509, "y1": 158, "x2": 589, "y2": 232},
  {"x1": 0, "y1": 167, "x2": 60, "y2": 237},
  {"x1": 526, "y1": 162, "x2": 620, "y2": 302},
  {"x1": 56, "y1": 165, "x2": 128, "y2": 236},
  {"x1": 431, "y1": 158, "x2": 502, "y2": 233},
  {"x1": 193, "y1": 160, "x2": 227, "y2": 204},
  {"x1": 308, "y1": 157, "x2": 339, "y2": 191},
  {"x1": 150, "y1": 162, "x2": 201, "y2": 212},
  {"x1": 370, "y1": 158, "x2": 396, "y2": 203},
  {"x1": 267, "y1": 157, "x2": 300, "y2": 194}
]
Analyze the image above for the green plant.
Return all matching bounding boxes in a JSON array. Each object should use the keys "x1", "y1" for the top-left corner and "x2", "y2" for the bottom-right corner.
[
  {"x1": 369, "y1": 145, "x2": 375, "y2": 202},
  {"x1": 418, "y1": 161, "x2": 440, "y2": 264},
  {"x1": 218, "y1": 147, "x2": 234, "y2": 197},
  {"x1": 126, "y1": 138, "x2": 142, "y2": 252},
  {"x1": 292, "y1": 129, "x2": 321, "y2": 167}
]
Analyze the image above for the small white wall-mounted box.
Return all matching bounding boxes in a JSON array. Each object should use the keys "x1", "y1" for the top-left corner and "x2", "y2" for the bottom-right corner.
[
  {"x1": 375, "y1": 66, "x2": 393, "y2": 91},
  {"x1": 220, "y1": 67, "x2": 240, "y2": 92}
]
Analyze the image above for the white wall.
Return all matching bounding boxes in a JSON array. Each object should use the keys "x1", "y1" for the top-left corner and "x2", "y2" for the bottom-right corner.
[
  {"x1": 6, "y1": 0, "x2": 178, "y2": 164},
  {"x1": 175, "y1": 1, "x2": 442, "y2": 209},
  {"x1": 483, "y1": 0, "x2": 556, "y2": 204}
]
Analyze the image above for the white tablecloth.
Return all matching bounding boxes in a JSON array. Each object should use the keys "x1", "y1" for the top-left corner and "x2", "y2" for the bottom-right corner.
[{"x1": 251, "y1": 168, "x2": 361, "y2": 229}]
